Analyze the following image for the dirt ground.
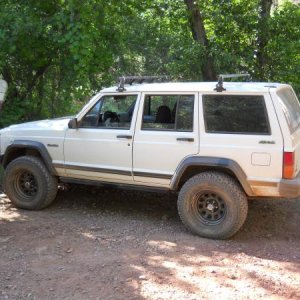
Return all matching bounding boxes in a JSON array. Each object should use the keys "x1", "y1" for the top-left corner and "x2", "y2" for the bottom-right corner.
[{"x1": 0, "y1": 185, "x2": 300, "y2": 300}]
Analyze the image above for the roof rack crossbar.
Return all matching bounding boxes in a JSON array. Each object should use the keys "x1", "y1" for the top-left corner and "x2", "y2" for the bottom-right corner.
[
  {"x1": 117, "y1": 75, "x2": 169, "y2": 92},
  {"x1": 215, "y1": 73, "x2": 251, "y2": 92}
]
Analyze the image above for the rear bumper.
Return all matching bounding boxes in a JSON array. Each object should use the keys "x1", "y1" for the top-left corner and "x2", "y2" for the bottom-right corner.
[
  {"x1": 249, "y1": 172, "x2": 300, "y2": 198},
  {"x1": 279, "y1": 172, "x2": 300, "y2": 198}
]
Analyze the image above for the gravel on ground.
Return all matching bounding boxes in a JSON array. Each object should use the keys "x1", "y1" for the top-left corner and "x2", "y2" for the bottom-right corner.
[{"x1": 0, "y1": 185, "x2": 300, "y2": 299}]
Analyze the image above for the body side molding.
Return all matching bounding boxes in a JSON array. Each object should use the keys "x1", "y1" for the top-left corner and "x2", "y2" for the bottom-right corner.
[
  {"x1": 2, "y1": 140, "x2": 57, "y2": 175},
  {"x1": 170, "y1": 156, "x2": 254, "y2": 196},
  {"x1": 53, "y1": 163, "x2": 132, "y2": 177},
  {"x1": 53, "y1": 164, "x2": 172, "y2": 179},
  {"x1": 133, "y1": 171, "x2": 172, "y2": 180},
  {"x1": 60, "y1": 177, "x2": 170, "y2": 193}
]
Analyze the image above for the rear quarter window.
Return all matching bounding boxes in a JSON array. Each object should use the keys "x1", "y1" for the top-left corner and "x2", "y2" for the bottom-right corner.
[
  {"x1": 203, "y1": 95, "x2": 270, "y2": 135},
  {"x1": 277, "y1": 88, "x2": 300, "y2": 134}
]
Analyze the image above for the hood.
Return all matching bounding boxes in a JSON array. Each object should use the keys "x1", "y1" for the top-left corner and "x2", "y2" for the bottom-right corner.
[
  {"x1": 0, "y1": 117, "x2": 72, "y2": 155},
  {"x1": 8, "y1": 117, "x2": 71, "y2": 132},
  {"x1": 0, "y1": 117, "x2": 72, "y2": 141}
]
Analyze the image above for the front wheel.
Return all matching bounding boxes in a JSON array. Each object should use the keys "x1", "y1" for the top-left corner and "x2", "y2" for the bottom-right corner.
[
  {"x1": 177, "y1": 172, "x2": 248, "y2": 239},
  {"x1": 4, "y1": 156, "x2": 58, "y2": 210}
]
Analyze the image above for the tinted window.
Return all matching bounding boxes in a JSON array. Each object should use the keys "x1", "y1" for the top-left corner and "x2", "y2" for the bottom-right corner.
[
  {"x1": 80, "y1": 95, "x2": 137, "y2": 129},
  {"x1": 203, "y1": 95, "x2": 270, "y2": 134},
  {"x1": 277, "y1": 88, "x2": 300, "y2": 134},
  {"x1": 142, "y1": 95, "x2": 194, "y2": 131}
]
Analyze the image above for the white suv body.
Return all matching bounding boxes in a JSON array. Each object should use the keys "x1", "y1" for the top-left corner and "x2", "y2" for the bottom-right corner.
[{"x1": 1, "y1": 79, "x2": 300, "y2": 239}]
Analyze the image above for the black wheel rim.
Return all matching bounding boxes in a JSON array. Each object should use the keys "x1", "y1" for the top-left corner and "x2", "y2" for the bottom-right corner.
[
  {"x1": 193, "y1": 191, "x2": 227, "y2": 225},
  {"x1": 14, "y1": 170, "x2": 38, "y2": 200}
]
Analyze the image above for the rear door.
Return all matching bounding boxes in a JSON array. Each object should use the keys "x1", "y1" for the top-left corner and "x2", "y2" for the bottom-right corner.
[
  {"x1": 199, "y1": 92, "x2": 284, "y2": 192},
  {"x1": 133, "y1": 92, "x2": 199, "y2": 186}
]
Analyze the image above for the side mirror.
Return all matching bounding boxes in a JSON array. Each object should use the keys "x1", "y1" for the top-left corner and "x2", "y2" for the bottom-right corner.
[
  {"x1": 68, "y1": 118, "x2": 78, "y2": 129},
  {"x1": 0, "y1": 80, "x2": 8, "y2": 111}
]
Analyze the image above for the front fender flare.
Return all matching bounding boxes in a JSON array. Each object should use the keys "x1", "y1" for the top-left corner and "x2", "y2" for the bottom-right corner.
[{"x1": 2, "y1": 140, "x2": 57, "y2": 175}]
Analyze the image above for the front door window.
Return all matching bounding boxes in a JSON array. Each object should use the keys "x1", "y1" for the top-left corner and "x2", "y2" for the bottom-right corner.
[{"x1": 80, "y1": 95, "x2": 137, "y2": 129}]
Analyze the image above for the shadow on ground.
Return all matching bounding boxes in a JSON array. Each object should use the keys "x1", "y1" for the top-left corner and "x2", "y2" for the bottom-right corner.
[{"x1": 0, "y1": 186, "x2": 300, "y2": 299}]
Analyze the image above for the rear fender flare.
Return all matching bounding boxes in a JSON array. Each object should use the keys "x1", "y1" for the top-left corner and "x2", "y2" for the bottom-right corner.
[{"x1": 171, "y1": 156, "x2": 254, "y2": 196}]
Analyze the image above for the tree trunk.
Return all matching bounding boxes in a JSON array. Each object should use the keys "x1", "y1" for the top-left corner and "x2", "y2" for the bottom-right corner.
[
  {"x1": 2, "y1": 64, "x2": 20, "y2": 102},
  {"x1": 184, "y1": 0, "x2": 216, "y2": 81},
  {"x1": 256, "y1": 0, "x2": 273, "y2": 80}
]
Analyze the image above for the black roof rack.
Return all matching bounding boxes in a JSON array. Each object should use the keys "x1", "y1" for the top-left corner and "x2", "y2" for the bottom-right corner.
[
  {"x1": 117, "y1": 75, "x2": 169, "y2": 92},
  {"x1": 215, "y1": 73, "x2": 251, "y2": 92}
]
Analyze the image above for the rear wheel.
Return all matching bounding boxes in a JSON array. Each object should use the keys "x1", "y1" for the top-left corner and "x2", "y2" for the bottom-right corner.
[
  {"x1": 178, "y1": 172, "x2": 248, "y2": 239},
  {"x1": 4, "y1": 156, "x2": 58, "y2": 210}
]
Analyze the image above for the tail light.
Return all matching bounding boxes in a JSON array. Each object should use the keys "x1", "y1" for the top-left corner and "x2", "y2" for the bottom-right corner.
[{"x1": 283, "y1": 151, "x2": 295, "y2": 179}]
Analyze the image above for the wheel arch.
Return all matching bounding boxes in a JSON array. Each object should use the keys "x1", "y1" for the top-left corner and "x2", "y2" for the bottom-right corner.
[
  {"x1": 2, "y1": 140, "x2": 57, "y2": 176},
  {"x1": 171, "y1": 156, "x2": 254, "y2": 196}
]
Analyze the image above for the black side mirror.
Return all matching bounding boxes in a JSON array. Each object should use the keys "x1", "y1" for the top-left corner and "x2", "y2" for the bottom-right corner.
[{"x1": 68, "y1": 118, "x2": 78, "y2": 129}]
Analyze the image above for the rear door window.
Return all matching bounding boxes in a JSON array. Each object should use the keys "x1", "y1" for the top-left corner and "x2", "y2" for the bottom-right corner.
[{"x1": 142, "y1": 95, "x2": 194, "y2": 132}]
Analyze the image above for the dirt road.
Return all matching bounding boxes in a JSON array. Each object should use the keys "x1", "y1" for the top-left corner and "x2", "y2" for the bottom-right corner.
[{"x1": 0, "y1": 186, "x2": 300, "y2": 299}]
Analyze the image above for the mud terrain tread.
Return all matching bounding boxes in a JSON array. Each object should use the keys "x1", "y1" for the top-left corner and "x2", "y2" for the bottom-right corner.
[
  {"x1": 4, "y1": 156, "x2": 58, "y2": 210},
  {"x1": 178, "y1": 171, "x2": 248, "y2": 239}
]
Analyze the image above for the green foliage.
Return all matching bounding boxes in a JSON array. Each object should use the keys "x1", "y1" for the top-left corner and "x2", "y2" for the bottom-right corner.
[
  {"x1": 265, "y1": 2, "x2": 300, "y2": 94},
  {"x1": 0, "y1": 0, "x2": 117, "y2": 126},
  {"x1": 0, "y1": 0, "x2": 300, "y2": 128}
]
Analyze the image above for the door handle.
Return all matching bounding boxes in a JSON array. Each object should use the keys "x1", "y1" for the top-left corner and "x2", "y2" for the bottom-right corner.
[
  {"x1": 117, "y1": 135, "x2": 132, "y2": 139},
  {"x1": 177, "y1": 137, "x2": 194, "y2": 142}
]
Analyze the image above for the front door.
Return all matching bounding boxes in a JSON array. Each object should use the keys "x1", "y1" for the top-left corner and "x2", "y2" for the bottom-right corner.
[{"x1": 63, "y1": 93, "x2": 139, "y2": 183}]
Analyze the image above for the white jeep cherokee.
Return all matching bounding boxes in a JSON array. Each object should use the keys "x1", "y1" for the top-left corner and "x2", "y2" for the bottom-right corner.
[{"x1": 1, "y1": 75, "x2": 300, "y2": 239}]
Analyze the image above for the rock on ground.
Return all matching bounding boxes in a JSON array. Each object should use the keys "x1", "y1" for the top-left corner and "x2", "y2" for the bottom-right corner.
[{"x1": 0, "y1": 186, "x2": 300, "y2": 299}]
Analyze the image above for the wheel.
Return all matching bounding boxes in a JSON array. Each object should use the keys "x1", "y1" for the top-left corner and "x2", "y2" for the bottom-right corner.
[
  {"x1": 177, "y1": 172, "x2": 248, "y2": 239},
  {"x1": 3, "y1": 156, "x2": 58, "y2": 210}
]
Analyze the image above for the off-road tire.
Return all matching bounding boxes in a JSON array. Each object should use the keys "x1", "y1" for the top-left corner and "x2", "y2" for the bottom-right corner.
[
  {"x1": 178, "y1": 171, "x2": 248, "y2": 239},
  {"x1": 4, "y1": 156, "x2": 58, "y2": 210}
]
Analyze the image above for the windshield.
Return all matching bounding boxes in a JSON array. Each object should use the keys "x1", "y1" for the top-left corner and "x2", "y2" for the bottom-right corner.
[{"x1": 277, "y1": 88, "x2": 300, "y2": 134}]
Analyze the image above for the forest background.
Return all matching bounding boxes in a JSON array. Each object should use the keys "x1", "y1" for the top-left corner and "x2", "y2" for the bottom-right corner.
[{"x1": 0, "y1": 0, "x2": 299, "y2": 128}]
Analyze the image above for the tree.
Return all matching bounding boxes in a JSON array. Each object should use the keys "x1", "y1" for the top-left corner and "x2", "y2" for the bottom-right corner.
[
  {"x1": 184, "y1": 0, "x2": 216, "y2": 80},
  {"x1": 1, "y1": 0, "x2": 300, "y2": 128},
  {"x1": 0, "y1": 0, "x2": 118, "y2": 126},
  {"x1": 255, "y1": 0, "x2": 273, "y2": 80},
  {"x1": 264, "y1": 2, "x2": 300, "y2": 94}
]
